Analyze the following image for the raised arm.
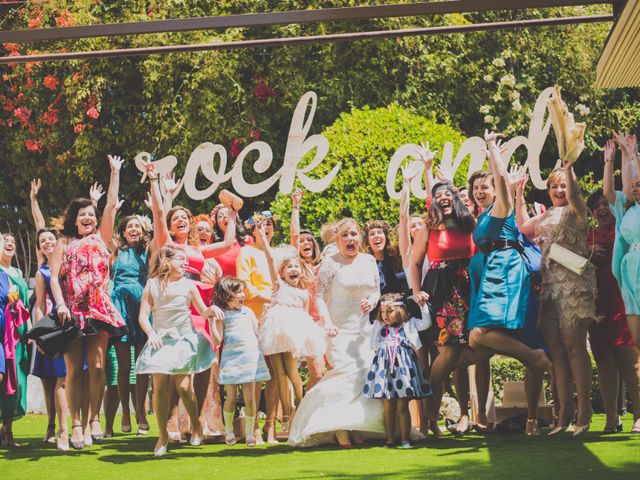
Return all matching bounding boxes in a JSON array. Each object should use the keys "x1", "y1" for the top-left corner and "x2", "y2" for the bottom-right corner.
[
  {"x1": 49, "y1": 239, "x2": 69, "y2": 323},
  {"x1": 614, "y1": 132, "x2": 639, "y2": 201},
  {"x1": 30, "y1": 179, "x2": 46, "y2": 265},
  {"x1": 563, "y1": 161, "x2": 588, "y2": 222},
  {"x1": 418, "y1": 142, "x2": 437, "y2": 203},
  {"x1": 257, "y1": 222, "x2": 280, "y2": 292},
  {"x1": 99, "y1": 155, "x2": 124, "y2": 246},
  {"x1": 200, "y1": 207, "x2": 236, "y2": 258},
  {"x1": 485, "y1": 131, "x2": 512, "y2": 218},
  {"x1": 144, "y1": 163, "x2": 169, "y2": 249},
  {"x1": 410, "y1": 225, "x2": 429, "y2": 305},
  {"x1": 602, "y1": 139, "x2": 616, "y2": 205},
  {"x1": 398, "y1": 177, "x2": 412, "y2": 269},
  {"x1": 289, "y1": 188, "x2": 303, "y2": 248},
  {"x1": 161, "y1": 172, "x2": 183, "y2": 215}
]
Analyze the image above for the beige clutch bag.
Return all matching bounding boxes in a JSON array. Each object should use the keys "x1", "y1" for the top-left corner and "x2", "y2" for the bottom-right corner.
[{"x1": 548, "y1": 243, "x2": 589, "y2": 275}]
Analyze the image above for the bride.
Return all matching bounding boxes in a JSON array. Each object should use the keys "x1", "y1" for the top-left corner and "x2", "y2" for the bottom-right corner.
[{"x1": 288, "y1": 218, "x2": 384, "y2": 447}]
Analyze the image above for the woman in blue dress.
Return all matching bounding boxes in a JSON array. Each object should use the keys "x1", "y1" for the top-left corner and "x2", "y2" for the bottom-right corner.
[
  {"x1": 467, "y1": 133, "x2": 553, "y2": 422},
  {"x1": 111, "y1": 215, "x2": 152, "y2": 434},
  {"x1": 30, "y1": 179, "x2": 69, "y2": 447},
  {"x1": 606, "y1": 134, "x2": 640, "y2": 352}
]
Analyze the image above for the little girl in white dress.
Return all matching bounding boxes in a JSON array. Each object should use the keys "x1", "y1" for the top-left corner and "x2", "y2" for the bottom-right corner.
[
  {"x1": 257, "y1": 224, "x2": 327, "y2": 431},
  {"x1": 135, "y1": 245, "x2": 222, "y2": 456}
]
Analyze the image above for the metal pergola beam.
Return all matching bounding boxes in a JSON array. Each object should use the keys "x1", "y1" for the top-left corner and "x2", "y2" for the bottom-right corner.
[
  {"x1": 0, "y1": 14, "x2": 613, "y2": 64},
  {"x1": 0, "y1": 0, "x2": 622, "y2": 43}
]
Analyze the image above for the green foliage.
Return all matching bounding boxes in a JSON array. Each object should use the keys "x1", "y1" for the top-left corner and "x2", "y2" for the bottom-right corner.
[{"x1": 269, "y1": 104, "x2": 466, "y2": 239}]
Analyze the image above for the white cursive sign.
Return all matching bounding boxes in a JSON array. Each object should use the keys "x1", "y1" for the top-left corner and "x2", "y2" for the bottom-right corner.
[{"x1": 136, "y1": 87, "x2": 560, "y2": 201}]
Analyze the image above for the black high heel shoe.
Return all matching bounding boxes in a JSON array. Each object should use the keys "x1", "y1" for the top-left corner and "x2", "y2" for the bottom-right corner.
[{"x1": 602, "y1": 417, "x2": 623, "y2": 435}]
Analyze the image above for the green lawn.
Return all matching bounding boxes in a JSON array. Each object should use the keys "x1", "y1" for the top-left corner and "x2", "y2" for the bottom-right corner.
[{"x1": 1, "y1": 414, "x2": 638, "y2": 479}]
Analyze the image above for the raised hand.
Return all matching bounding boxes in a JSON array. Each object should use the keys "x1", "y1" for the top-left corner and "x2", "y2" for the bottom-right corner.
[
  {"x1": 115, "y1": 198, "x2": 125, "y2": 211},
  {"x1": 291, "y1": 188, "x2": 304, "y2": 209},
  {"x1": 108, "y1": 154, "x2": 125, "y2": 172},
  {"x1": 402, "y1": 162, "x2": 422, "y2": 184},
  {"x1": 603, "y1": 139, "x2": 615, "y2": 163},
  {"x1": 30, "y1": 178, "x2": 41, "y2": 200},
  {"x1": 163, "y1": 171, "x2": 184, "y2": 198},
  {"x1": 507, "y1": 164, "x2": 527, "y2": 192},
  {"x1": 435, "y1": 164, "x2": 454, "y2": 183},
  {"x1": 484, "y1": 129, "x2": 504, "y2": 147},
  {"x1": 515, "y1": 174, "x2": 529, "y2": 198},
  {"x1": 144, "y1": 192, "x2": 153, "y2": 210},
  {"x1": 418, "y1": 141, "x2": 438, "y2": 171},
  {"x1": 89, "y1": 182, "x2": 105, "y2": 205}
]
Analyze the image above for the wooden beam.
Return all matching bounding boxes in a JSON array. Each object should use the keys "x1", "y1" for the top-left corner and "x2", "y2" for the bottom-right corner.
[
  {"x1": 0, "y1": 14, "x2": 613, "y2": 64},
  {"x1": 0, "y1": 0, "x2": 620, "y2": 43}
]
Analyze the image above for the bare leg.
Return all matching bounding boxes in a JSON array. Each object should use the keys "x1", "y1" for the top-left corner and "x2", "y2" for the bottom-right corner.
[
  {"x1": 397, "y1": 399, "x2": 411, "y2": 444},
  {"x1": 174, "y1": 374, "x2": 201, "y2": 442},
  {"x1": 524, "y1": 362, "x2": 544, "y2": 435},
  {"x1": 590, "y1": 342, "x2": 620, "y2": 429},
  {"x1": 559, "y1": 325, "x2": 592, "y2": 427},
  {"x1": 54, "y1": 377, "x2": 69, "y2": 446},
  {"x1": 134, "y1": 343, "x2": 150, "y2": 431},
  {"x1": 416, "y1": 343, "x2": 430, "y2": 435},
  {"x1": 283, "y1": 353, "x2": 304, "y2": 406},
  {"x1": 63, "y1": 338, "x2": 85, "y2": 446},
  {"x1": 259, "y1": 357, "x2": 279, "y2": 443},
  {"x1": 193, "y1": 367, "x2": 211, "y2": 435},
  {"x1": 470, "y1": 327, "x2": 552, "y2": 371},
  {"x1": 305, "y1": 355, "x2": 325, "y2": 391},
  {"x1": 114, "y1": 342, "x2": 132, "y2": 432},
  {"x1": 542, "y1": 323, "x2": 574, "y2": 428},
  {"x1": 474, "y1": 358, "x2": 492, "y2": 430},
  {"x1": 242, "y1": 382, "x2": 256, "y2": 419},
  {"x1": 152, "y1": 374, "x2": 170, "y2": 450},
  {"x1": 86, "y1": 331, "x2": 109, "y2": 439},
  {"x1": 627, "y1": 315, "x2": 640, "y2": 350},
  {"x1": 103, "y1": 385, "x2": 119, "y2": 437},
  {"x1": 269, "y1": 354, "x2": 292, "y2": 420},
  {"x1": 383, "y1": 399, "x2": 397, "y2": 444},
  {"x1": 615, "y1": 344, "x2": 640, "y2": 429},
  {"x1": 453, "y1": 367, "x2": 470, "y2": 432},
  {"x1": 166, "y1": 382, "x2": 181, "y2": 438},
  {"x1": 41, "y1": 377, "x2": 57, "y2": 442},
  {"x1": 428, "y1": 346, "x2": 462, "y2": 421}
]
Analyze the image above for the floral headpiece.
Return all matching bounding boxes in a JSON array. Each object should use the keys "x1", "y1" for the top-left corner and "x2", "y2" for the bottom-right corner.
[{"x1": 244, "y1": 210, "x2": 278, "y2": 230}]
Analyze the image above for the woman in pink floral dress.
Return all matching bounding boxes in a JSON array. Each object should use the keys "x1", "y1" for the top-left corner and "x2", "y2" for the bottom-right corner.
[{"x1": 50, "y1": 155, "x2": 127, "y2": 450}]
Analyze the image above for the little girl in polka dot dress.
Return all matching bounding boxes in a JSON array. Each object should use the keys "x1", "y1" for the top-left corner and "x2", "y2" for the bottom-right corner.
[{"x1": 363, "y1": 292, "x2": 431, "y2": 448}]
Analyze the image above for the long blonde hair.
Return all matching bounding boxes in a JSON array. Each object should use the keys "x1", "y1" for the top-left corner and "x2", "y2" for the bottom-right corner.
[{"x1": 149, "y1": 245, "x2": 184, "y2": 290}]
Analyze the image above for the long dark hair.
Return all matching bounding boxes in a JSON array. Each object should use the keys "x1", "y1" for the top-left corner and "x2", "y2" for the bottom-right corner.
[
  {"x1": 61, "y1": 198, "x2": 97, "y2": 238},
  {"x1": 210, "y1": 205, "x2": 247, "y2": 246},
  {"x1": 363, "y1": 219, "x2": 401, "y2": 271},
  {"x1": 427, "y1": 183, "x2": 475, "y2": 234}
]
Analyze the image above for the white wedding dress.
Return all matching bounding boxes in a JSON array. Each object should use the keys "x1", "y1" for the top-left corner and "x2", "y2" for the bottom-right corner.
[{"x1": 288, "y1": 253, "x2": 384, "y2": 447}]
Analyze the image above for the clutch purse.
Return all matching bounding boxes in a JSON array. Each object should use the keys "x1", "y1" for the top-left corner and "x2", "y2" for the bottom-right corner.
[
  {"x1": 548, "y1": 242, "x2": 589, "y2": 276},
  {"x1": 25, "y1": 312, "x2": 80, "y2": 357}
]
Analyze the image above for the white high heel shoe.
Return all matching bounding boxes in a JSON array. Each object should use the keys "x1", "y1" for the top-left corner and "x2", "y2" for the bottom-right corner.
[{"x1": 154, "y1": 442, "x2": 168, "y2": 457}]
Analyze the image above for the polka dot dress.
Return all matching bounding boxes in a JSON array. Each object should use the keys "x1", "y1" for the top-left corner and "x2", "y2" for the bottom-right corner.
[{"x1": 363, "y1": 325, "x2": 431, "y2": 399}]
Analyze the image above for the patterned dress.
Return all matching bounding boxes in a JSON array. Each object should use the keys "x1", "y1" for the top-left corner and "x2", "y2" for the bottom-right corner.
[
  {"x1": 135, "y1": 278, "x2": 216, "y2": 375},
  {"x1": 61, "y1": 234, "x2": 127, "y2": 336},
  {"x1": 111, "y1": 248, "x2": 148, "y2": 344},
  {"x1": 535, "y1": 206, "x2": 597, "y2": 328},
  {"x1": 218, "y1": 306, "x2": 270, "y2": 384},
  {"x1": 364, "y1": 319, "x2": 431, "y2": 399}
]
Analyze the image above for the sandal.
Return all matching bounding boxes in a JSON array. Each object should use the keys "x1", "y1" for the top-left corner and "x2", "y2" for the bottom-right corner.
[
  {"x1": 90, "y1": 419, "x2": 104, "y2": 442},
  {"x1": 224, "y1": 432, "x2": 237, "y2": 446},
  {"x1": 525, "y1": 419, "x2": 540, "y2": 436},
  {"x1": 57, "y1": 430, "x2": 70, "y2": 452},
  {"x1": 70, "y1": 424, "x2": 85, "y2": 450},
  {"x1": 246, "y1": 433, "x2": 257, "y2": 447}
]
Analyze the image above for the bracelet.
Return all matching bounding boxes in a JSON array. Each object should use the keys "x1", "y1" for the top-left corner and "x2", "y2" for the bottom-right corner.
[{"x1": 149, "y1": 178, "x2": 158, "y2": 183}]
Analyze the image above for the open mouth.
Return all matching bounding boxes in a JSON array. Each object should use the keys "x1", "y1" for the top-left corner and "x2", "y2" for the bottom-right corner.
[
  {"x1": 288, "y1": 272, "x2": 300, "y2": 281},
  {"x1": 345, "y1": 242, "x2": 357, "y2": 254},
  {"x1": 302, "y1": 245, "x2": 313, "y2": 256}
]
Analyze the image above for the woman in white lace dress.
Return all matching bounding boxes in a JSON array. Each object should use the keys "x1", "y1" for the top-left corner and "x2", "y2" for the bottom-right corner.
[{"x1": 288, "y1": 218, "x2": 384, "y2": 447}]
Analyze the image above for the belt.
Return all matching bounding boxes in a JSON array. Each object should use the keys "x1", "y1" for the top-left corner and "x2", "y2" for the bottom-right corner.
[
  {"x1": 184, "y1": 271, "x2": 201, "y2": 281},
  {"x1": 477, "y1": 240, "x2": 526, "y2": 258}
]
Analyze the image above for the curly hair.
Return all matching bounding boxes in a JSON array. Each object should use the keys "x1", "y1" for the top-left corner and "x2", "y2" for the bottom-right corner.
[
  {"x1": 363, "y1": 219, "x2": 401, "y2": 270},
  {"x1": 114, "y1": 215, "x2": 151, "y2": 253}
]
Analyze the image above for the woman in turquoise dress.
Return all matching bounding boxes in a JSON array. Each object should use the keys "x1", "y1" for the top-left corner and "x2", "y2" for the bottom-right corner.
[
  {"x1": 111, "y1": 215, "x2": 151, "y2": 434},
  {"x1": 0, "y1": 233, "x2": 31, "y2": 448},
  {"x1": 467, "y1": 133, "x2": 552, "y2": 400},
  {"x1": 604, "y1": 134, "x2": 640, "y2": 352}
]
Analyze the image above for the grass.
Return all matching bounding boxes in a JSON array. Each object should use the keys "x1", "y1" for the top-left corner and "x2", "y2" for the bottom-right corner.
[{"x1": 1, "y1": 414, "x2": 639, "y2": 479}]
